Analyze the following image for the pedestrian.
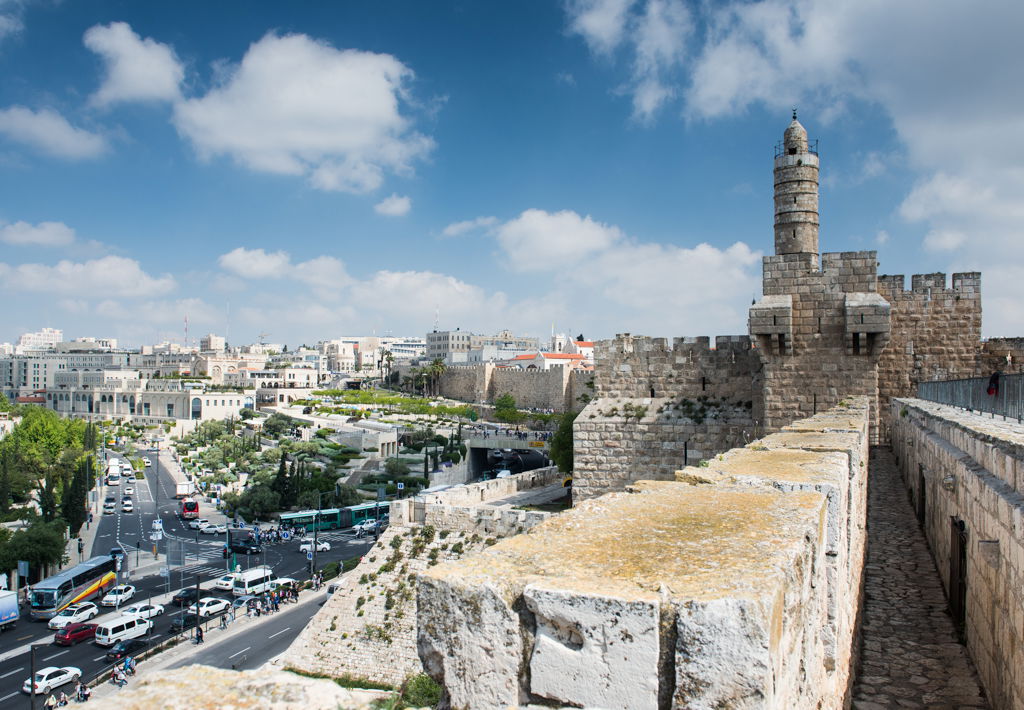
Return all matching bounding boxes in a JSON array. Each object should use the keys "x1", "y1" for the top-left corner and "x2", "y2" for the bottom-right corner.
[
  {"x1": 113, "y1": 669, "x2": 127, "y2": 688},
  {"x1": 56, "y1": 690, "x2": 68, "y2": 707},
  {"x1": 195, "y1": 626, "x2": 204, "y2": 644},
  {"x1": 44, "y1": 693, "x2": 57, "y2": 709}
]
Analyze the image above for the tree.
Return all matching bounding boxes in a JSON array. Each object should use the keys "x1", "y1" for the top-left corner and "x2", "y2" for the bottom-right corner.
[
  {"x1": 0, "y1": 520, "x2": 67, "y2": 577},
  {"x1": 239, "y1": 408, "x2": 257, "y2": 420},
  {"x1": 550, "y1": 411, "x2": 578, "y2": 473},
  {"x1": 385, "y1": 458, "x2": 411, "y2": 477},
  {"x1": 334, "y1": 484, "x2": 362, "y2": 507},
  {"x1": 494, "y1": 393, "x2": 521, "y2": 424},
  {"x1": 61, "y1": 458, "x2": 89, "y2": 535}
]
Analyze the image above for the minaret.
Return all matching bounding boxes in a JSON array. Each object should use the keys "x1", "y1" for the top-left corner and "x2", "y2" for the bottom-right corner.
[{"x1": 774, "y1": 110, "x2": 819, "y2": 256}]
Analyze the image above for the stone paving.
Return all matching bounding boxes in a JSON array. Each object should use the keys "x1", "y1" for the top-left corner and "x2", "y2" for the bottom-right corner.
[{"x1": 852, "y1": 447, "x2": 989, "y2": 710}]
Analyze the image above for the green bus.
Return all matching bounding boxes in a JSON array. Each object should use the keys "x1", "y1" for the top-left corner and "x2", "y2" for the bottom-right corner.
[{"x1": 279, "y1": 501, "x2": 389, "y2": 532}]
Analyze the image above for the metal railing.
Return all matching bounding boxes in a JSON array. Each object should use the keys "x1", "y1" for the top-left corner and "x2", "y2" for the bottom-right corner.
[{"x1": 917, "y1": 374, "x2": 1024, "y2": 423}]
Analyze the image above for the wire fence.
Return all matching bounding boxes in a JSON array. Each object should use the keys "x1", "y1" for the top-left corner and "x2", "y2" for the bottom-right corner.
[{"x1": 917, "y1": 373, "x2": 1024, "y2": 423}]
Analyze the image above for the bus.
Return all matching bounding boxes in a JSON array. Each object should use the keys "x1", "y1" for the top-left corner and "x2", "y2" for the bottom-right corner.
[
  {"x1": 279, "y1": 501, "x2": 389, "y2": 532},
  {"x1": 180, "y1": 498, "x2": 200, "y2": 520},
  {"x1": 28, "y1": 556, "x2": 117, "y2": 620}
]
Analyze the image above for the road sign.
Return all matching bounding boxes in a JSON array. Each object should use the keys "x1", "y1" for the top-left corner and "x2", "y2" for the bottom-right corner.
[
  {"x1": 397, "y1": 482, "x2": 405, "y2": 490},
  {"x1": 159, "y1": 567, "x2": 170, "y2": 577},
  {"x1": 17, "y1": 560, "x2": 28, "y2": 578},
  {"x1": 377, "y1": 486, "x2": 386, "y2": 501},
  {"x1": 306, "y1": 551, "x2": 313, "y2": 561},
  {"x1": 151, "y1": 519, "x2": 164, "y2": 531},
  {"x1": 149, "y1": 531, "x2": 163, "y2": 542},
  {"x1": 281, "y1": 531, "x2": 291, "y2": 541}
]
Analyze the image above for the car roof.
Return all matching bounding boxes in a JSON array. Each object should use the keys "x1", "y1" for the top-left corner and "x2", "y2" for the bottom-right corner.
[
  {"x1": 36, "y1": 666, "x2": 62, "y2": 674},
  {"x1": 61, "y1": 622, "x2": 97, "y2": 631}
]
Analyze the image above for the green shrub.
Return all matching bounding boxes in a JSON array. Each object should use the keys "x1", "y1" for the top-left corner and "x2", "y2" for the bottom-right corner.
[
  {"x1": 401, "y1": 673, "x2": 443, "y2": 708},
  {"x1": 343, "y1": 557, "x2": 361, "y2": 573},
  {"x1": 320, "y1": 561, "x2": 340, "y2": 580}
]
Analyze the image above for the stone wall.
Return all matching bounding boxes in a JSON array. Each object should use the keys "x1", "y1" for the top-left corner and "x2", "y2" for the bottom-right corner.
[
  {"x1": 283, "y1": 467, "x2": 560, "y2": 686},
  {"x1": 419, "y1": 398, "x2": 870, "y2": 709},
  {"x1": 979, "y1": 337, "x2": 1024, "y2": 377},
  {"x1": 890, "y1": 398, "x2": 1024, "y2": 710},
  {"x1": 877, "y1": 272, "x2": 982, "y2": 441},
  {"x1": 573, "y1": 334, "x2": 761, "y2": 501},
  {"x1": 752, "y1": 251, "x2": 890, "y2": 443},
  {"x1": 437, "y1": 363, "x2": 594, "y2": 414}
]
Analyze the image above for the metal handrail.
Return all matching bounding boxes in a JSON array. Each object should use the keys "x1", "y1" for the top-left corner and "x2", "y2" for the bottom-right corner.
[{"x1": 917, "y1": 373, "x2": 1024, "y2": 423}]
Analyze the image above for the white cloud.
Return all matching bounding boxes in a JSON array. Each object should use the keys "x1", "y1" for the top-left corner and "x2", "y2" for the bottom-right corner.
[
  {"x1": 94, "y1": 297, "x2": 216, "y2": 326},
  {"x1": 922, "y1": 230, "x2": 966, "y2": 252},
  {"x1": 218, "y1": 247, "x2": 292, "y2": 279},
  {"x1": 495, "y1": 209, "x2": 623, "y2": 271},
  {"x1": 173, "y1": 32, "x2": 433, "y2": 193},
  {"x1": 217, "y1": 247, "x2": 350, "y2": 294},
  {"x1": 0, "y1": 220, "x2": 76, "y2": 247},
  {"x1": 374, "y1": 194, "x2": 411, "y2": 216},
  {"x1": 0, "y1": 13, "x2": 21, "y2": 42},
  {"x1": 350, "y1": 270, "x2": 508, "y2": 324},
  {"x1": 875, "y1": 230, "x2": 889, "y2": 246},
  {"x1": 0, "y1": 106, "x2": 107, "y2": 159},
  {"x1": 0, "y1": 255, "x2": 175, "y2": 298},
  {"x1": 567, "y1": 0, "x2": 637, "y2": 56},
  {"x1": 441, "y1": 216, "x2": 497, "y2": 237},
  {"x1": 84, "y1": 22, "x2": 184, "y2": 106}
]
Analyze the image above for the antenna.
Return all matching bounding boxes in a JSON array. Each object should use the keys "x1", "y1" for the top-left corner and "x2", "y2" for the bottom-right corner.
[
  {"x1": 184, "y1": 314, "x2": 189, "y2": 348},
  {"x1": 258, "y1": 332, "x2": 269, "y2": 345},
  {"x1": 225, "y1": 300, "x2": 230, "y2": 347},
  {"x1": 433, "y1": 306, "x2": 439, "y2": 332}
]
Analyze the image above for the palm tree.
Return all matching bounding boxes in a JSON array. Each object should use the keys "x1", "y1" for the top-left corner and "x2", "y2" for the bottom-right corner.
[{"x1": 428, "y1": 358, "x2": 447, "y2": 397}]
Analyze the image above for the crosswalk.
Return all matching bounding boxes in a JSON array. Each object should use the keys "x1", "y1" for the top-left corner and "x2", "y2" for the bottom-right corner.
[{"x1": 178, "y1": 563, "x2": 229, "y2": 577}]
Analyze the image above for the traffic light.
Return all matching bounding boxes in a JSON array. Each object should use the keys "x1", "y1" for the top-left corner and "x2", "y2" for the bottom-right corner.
[{"x1": 222, "y1": 545, "x2": 229, "y2": 559}]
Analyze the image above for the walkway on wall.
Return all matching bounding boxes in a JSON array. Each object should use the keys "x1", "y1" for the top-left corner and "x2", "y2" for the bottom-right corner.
[{"x1": 852, "y1": 447, "x2": 989, "y2": 709}]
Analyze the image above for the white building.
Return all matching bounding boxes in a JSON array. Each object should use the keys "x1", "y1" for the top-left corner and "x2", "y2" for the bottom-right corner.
[
  {"x1": 0, "y1": 351, "x2": 132, "y2": 401},
  {"x1": 200, "y1": 333, "x2": 227, "y2": 352},
  {"x1": 15, "y1": 328, "x2": 62, "y2": 353}
]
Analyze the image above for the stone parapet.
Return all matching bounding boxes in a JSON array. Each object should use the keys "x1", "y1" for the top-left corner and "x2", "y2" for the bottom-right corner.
[
  {"x1": 419, "y1": 398, "x2": 870, "y2": 709},
  {"x1": 891, "y1": 398, "x2": 1024, "y2": 710}
]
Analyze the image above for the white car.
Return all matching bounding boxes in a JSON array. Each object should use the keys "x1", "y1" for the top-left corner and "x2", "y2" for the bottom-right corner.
[
  {"x1": 23, "y1": 666, "x2": 81, "y2": 695},
  {"x1": 47, "y1": 602, "x2": 99, "y2": 629},
  {"x1": 124, "y1": 485, "x2": 134, "y2": 495},
  {"x1": 121, "y1": 602, "x2": 164, "y2": 620},
  {"x1": 186, "y1": 597, "x2": 231, "y2": 617},
  {"x1": 213, "y1": 573, "x2": 239, "y2": 591},
  {"x1": 100, "y1": 584, "x2": 136, "y2": 607},
  {"x1": 189, "y1": 518, "x2": 210, "y2": 530},
  {"x1": 298, "y1": 538, "x2": 330, "y2": 553},
  {"x1": 143, "y1": 457, "x2": 152, "y2": 467},
  {"x1": 122, "y1": 501, "x2": 134, "y2": 513},
  {"x1": 270, "y1": 577, "x2": 298, "y2": 591},
  {"x1": 200, "y1": 524, "x2": 227, "y2": 535}
]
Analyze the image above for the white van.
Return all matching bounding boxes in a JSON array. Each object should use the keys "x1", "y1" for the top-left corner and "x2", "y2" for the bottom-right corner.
[
  {"x1": 94, "y1": 615, "x2": 151, "y2": 646},
  {"x1": 232, "y1": 566, "x2": 278, "y2": 596}
]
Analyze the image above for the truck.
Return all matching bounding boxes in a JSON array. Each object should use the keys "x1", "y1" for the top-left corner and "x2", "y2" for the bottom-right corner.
[
  {"x1": 175, "y1": 482, "x2": 195, "y2": 498},
  {"x1": 0, "y1": 590, "x2": 19, "y2": 631}
]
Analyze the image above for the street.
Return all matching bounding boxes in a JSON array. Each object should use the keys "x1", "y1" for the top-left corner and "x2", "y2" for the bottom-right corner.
[{"x1": 0, "y1": 447, "x2": 373, "y2": 700}]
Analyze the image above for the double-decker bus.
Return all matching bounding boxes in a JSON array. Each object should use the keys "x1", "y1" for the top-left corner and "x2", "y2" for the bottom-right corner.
[
  {"x1": 28, "y1": 556, "x2": 117, "y2": 620},
  {"x1": 180, "y1": 498, "x2": 200, "y2": 520},
  {"x1": 279, "y1": 501, "x2": 389, "y2": 532}
]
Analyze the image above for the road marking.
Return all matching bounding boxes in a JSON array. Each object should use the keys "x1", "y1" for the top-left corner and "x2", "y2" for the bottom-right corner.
[
  {"x1": 0, "y1": 667, "x2": 24, "y2": 678},
  {"x1": 43, "y1": 650, "x2": 69, "y2": 661},
  {"x1": 228, "y1": 646, "x2": 250, "y2": 659},
  {"x1": 16, "y1": 634, "x2": 31, "y2": 641},
  {"x1": 93, "y1": 655, "x2": 106, "y2": 662},
  {"x1": 0, "y1": 691, "x2": 19, "y2": 701},
  {"x1": 267, "y1": 627, "x2": 291, "y2": 639}
]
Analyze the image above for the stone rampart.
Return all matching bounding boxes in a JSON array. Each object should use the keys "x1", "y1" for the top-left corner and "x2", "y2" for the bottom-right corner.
[
  {"x1": 979, "y1": 337, "x2": 1024, "y2": 376},
  {"x1": 877, "y1": 272, "x2": 982, "y2": 441},
  {"x1": 418, "y1": 398, "x2": 870, "y2": 709},
  {"x1": 437, "y1": 363, "x2": 593, "y2": 413},
  {"x1": 573, "y1": 334, "x2": 762, "y2": 500},
  {"x1": 890, "y1": 398, "x2": 1024, "y2": 710}
]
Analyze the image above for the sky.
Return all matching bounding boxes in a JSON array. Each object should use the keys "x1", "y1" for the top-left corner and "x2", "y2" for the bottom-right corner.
[{"x1": 1, "y1": 1, "x2": 1022, "y2": 348}]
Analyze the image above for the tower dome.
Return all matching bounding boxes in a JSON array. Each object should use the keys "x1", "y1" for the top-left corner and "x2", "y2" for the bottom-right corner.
[{"x1": 784, "y1": 114, "x2": 809, "y2": 154}]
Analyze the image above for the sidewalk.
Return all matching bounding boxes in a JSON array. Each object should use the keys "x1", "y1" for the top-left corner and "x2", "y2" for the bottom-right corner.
[{"x1": 89, "y1": 583, "x2": 328, "y2": 702}]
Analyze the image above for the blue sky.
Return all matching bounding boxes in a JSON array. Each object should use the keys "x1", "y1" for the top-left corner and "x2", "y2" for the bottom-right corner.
[{"x1": 1, "y1": 1, "x2": 1022, "y2": 347}]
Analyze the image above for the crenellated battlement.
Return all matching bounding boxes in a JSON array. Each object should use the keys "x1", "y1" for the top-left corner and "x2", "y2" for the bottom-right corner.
[
  {"x1": 877, "y1": 272, "x2": 982, "y2": 297},
  {"x1": 601, "y1": 333, "x2": 752, "y2": 357}
]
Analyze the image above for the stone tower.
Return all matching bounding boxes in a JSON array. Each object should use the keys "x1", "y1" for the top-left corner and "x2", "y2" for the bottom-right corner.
[
  {"x1": 751, "y1": 116, "x2": 891, "y2": 441},
  {"x1": 774, "y1": 111, "x2": 820, "y2": 257}
]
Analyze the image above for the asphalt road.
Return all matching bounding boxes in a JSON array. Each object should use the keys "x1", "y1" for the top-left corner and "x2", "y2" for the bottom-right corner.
[
  {"x1": 169, "y1": 595, "x2": 323, "y2": 672},
  {"x1": 0, "y1": 447, "x2": 374, "y2": 699}
]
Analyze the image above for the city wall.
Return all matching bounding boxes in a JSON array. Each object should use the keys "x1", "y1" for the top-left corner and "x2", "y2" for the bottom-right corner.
[
  {"x1": 438, "y1": 363, "x2": 594, "y2": 414},
  {"x1": 418, "y1": 398, "x2": 870, "y2": 709},
  {"x1": 890, "y1": 398, "x2": 1024, "y2": 710},
  {"x1": 877, "y1": 272, "x2": 982, "y2": 441},
  {"x1": 283, "y1": 467, "x2": 560, "y2": 686},
  {"x1": 573, "y1": 335, "x2": 761, "y2": 501}
]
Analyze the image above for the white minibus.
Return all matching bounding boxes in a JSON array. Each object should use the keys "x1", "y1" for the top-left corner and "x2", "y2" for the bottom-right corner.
[
  {"x1": 231, "y1": 566, "x2": 278, "y2": 596},
  {"x1": 94, "y1": 615, "x2": 151, "y2": 646}
]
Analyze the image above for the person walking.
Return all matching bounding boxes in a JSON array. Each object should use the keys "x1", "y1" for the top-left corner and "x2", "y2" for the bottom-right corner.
[
  {"x1": 44, "y1": 693, "x2": 57, "y2": 709},
  {"x1": 113, "y1": 669, "x2": 127, "y2": 688},
  {"x1": 195, "y1": 625, "x2": 204, "y2": 644}
]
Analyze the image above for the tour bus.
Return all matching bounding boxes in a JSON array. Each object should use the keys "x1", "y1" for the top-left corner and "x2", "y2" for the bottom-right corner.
[
  {"x1": 232, "y1": 566, "x2": 278, "y2": 596},
  {"x1": 105, "y1": 470, "x2": 121, "y2": 486},
  {"x1": 28, "y1": 557, "x2": 117, "y2": 620},
  {"x1": 94, "y1": 615, "x2": 151, "y2": 647},
  {"x1": 278, "y1": 501, "x2": 389, "y2": 532}
]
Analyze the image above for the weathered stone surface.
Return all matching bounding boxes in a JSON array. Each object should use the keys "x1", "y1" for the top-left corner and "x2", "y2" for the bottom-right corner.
[{"x1": 100, "y1": 666, "x2": 390, "y2": 710}]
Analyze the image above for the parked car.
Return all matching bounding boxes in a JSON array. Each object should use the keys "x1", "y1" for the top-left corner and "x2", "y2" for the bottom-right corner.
[
  {"x1": 22, "y1": 666, "x2": 81, "y2": 695},
  {"x1": 186, "y1": 597, "x2": 230, "y2": 617},
  {"x1": 104, "y1": 637, "x2": 148, "y2": 661},
  {"x1": 188, "y1": 519, "x2": 210, "y2": 530},
  {"x1": 200, "y1": 524, "x2": 227, "y2": 535},
  {"x1": 269, "y1": 577, "x2": 298, "y2": 592},
  {"x1": 231, "y1": 594, "x2": 256, "y2": 610},
  {"x1": 53, "y1": 623, "x2": 97, "y2": 646},
  {"x1": 298, "y1": 537, "x2": 330, "y2": 553},
  {"x1": 47, "y1": 602, "x2": 99, "y2": 629},
  {"x1": 101, "y1": 584, "x2": 136, "y2": 607},
  {"x1": 171, "y1": 587, "x2": 201, "y2": 607},
  {"x1": 168, "y1": 611, "x2": 199, "y2": 634},
  {"x1": 121, "y1": 603, "x2": 164, "y2": 620}
]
